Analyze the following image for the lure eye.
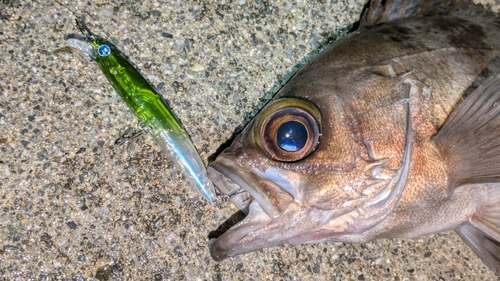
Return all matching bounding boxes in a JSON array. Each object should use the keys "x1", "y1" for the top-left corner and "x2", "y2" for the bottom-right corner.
[
  {"x1": 97, "y1": 45, "x2": 111, "y2": 57},
  {"x1": 256, "y1": 98, "x2": 321, "y2": 162}
]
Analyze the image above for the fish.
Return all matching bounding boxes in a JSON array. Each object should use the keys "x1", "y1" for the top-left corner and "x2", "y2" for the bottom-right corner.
[{"x1": 207, "y1": 0, "x2": 500, "y2": 274}]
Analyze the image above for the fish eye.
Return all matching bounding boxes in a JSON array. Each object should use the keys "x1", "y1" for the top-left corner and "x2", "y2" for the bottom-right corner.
[
  {"x1": 256, "y1": 98, "x2": 321, "y2": 162},
  {"x1": 97, "y1": 45, "x2": 111, "y2": 57},
  {"x1": 276, "y1": 121, "x2": 308, "y2": 152}
]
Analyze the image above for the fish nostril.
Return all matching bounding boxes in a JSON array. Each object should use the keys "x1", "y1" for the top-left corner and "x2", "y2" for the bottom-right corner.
[
  {"x1": 230, "y1": 128, "x2": 254, "y2": 152},
  {"x1": 208, "y1": 128, "x2": 250, "y2": 162},
  {"x1": 233, "y1": 135, "x2": 245, "y2": 151}
]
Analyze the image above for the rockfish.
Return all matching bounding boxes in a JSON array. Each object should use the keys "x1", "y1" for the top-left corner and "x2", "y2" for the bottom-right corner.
[{"x1": 207, "y1": 0, "x2": 500, "y2": 274}]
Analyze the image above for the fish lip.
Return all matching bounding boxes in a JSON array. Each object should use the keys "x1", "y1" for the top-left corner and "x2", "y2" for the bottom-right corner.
[{"x1": 208, "y1": 158, "x2": 280, "y2": 218}]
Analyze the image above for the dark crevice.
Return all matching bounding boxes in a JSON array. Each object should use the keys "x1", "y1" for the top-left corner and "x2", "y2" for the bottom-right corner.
[{"x1": 208, "y1": 210, "x2": 246, "y2": 239}]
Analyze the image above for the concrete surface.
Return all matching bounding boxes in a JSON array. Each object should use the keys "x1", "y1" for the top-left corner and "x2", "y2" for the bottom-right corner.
[{"x1": 1, "y1": 0, "x2": 500, "y2": 280}]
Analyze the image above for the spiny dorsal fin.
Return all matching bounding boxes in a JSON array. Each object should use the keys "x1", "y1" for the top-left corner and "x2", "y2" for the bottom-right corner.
[
  {"x1": 359, "y1": 0, "x2": 491, "y2": 27},
  {"x1": 433, "y1": 74, "x2": 500, "y2": 187}
]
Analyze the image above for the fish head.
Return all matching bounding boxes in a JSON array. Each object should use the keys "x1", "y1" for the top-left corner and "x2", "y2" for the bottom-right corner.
[{"x1": 208, "y1": 64, "x2": 410, "y2": 260}]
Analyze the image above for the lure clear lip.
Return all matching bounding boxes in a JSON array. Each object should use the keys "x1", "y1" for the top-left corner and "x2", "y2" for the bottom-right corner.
[{"x1": 67, "y1": 20, "x2": 218, "y2": 203}]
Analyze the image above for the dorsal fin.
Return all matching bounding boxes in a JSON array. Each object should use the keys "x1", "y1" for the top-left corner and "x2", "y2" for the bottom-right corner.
[{"x1": 359, "y1": 0, "x2": 491, "y2": 27}]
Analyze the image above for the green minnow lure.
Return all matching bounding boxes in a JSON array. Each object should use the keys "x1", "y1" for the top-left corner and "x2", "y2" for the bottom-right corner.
[{"x1": 67, "y1": 19, "x2": 217, "y2": 203}]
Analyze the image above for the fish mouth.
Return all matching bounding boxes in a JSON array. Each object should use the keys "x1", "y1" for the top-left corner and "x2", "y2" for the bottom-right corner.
[{"x1": 207, "y1": 158, "x2": 283, "y2": 261}]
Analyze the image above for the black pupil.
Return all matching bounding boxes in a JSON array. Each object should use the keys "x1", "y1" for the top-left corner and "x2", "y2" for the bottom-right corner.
[{"x1": 276, "y1": 121, "x2": 308, "y2": 152}]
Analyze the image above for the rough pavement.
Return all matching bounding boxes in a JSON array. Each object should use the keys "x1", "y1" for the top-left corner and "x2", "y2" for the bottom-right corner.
[{"x1": 1, "y1": 0, "x2": 499, "y2": 280}]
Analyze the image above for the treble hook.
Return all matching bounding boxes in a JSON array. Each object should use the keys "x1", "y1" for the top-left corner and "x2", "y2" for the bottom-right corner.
[
  {"x1": 75, "y1": 17, "x2": 94, "y2": 40},
  {"x1": 54, "y1": 0, "x2": 94, "y2": 39},
  {"x1": 114, "y1": 123, "x2": 152, "y2": 157}
]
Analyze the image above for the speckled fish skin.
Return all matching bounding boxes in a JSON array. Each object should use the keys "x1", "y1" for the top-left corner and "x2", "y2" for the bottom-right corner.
[{"x1": 207, "y1": 0, "x2": 500, "y2": 274}]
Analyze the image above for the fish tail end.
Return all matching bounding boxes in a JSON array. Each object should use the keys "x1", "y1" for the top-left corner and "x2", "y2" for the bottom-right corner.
[
  {"x1": 433, "y1": 74, "x2": 500, "y2": 186},
  {"x1": 456, "y1": 203, "x2": 500, "y2": 275}
]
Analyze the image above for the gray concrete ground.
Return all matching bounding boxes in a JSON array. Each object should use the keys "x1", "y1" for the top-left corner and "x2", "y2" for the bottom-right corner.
[{"x1": 1, "y1": 0, "x2": 500, "y2": 280}]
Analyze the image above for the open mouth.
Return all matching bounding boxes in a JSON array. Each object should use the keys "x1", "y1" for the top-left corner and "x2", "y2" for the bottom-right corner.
[{"x1": 207, "y1": 158, "x2": 281, "y2": 260}]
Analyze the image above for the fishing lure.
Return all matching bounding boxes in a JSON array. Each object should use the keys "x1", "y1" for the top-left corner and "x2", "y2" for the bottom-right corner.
[{"x1": 66, "y1": 19, "x2": 217, "y2": 203}]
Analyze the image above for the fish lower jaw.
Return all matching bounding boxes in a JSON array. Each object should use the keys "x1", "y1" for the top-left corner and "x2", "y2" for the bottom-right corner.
[
  {"x1": 209, "y1": 200, "x2": 273, "y2": 261},
  {"x1": 207, "y1": 161, "x2": 285, "y2": 260}
]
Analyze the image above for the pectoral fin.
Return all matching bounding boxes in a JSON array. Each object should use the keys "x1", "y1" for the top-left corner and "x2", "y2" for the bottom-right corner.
[
  {"x1": 433, "y1": 74, "x2": 500, "y2": 187},
  {"x1": 435, "y1": 74, "x2": 500, "y2": 275},
  {"x1": 471, "y1": 204, "x2": 500, "y2": 242},
  {"x1": 456, "y1": 202, "x2": 500, "y2": 275}
]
